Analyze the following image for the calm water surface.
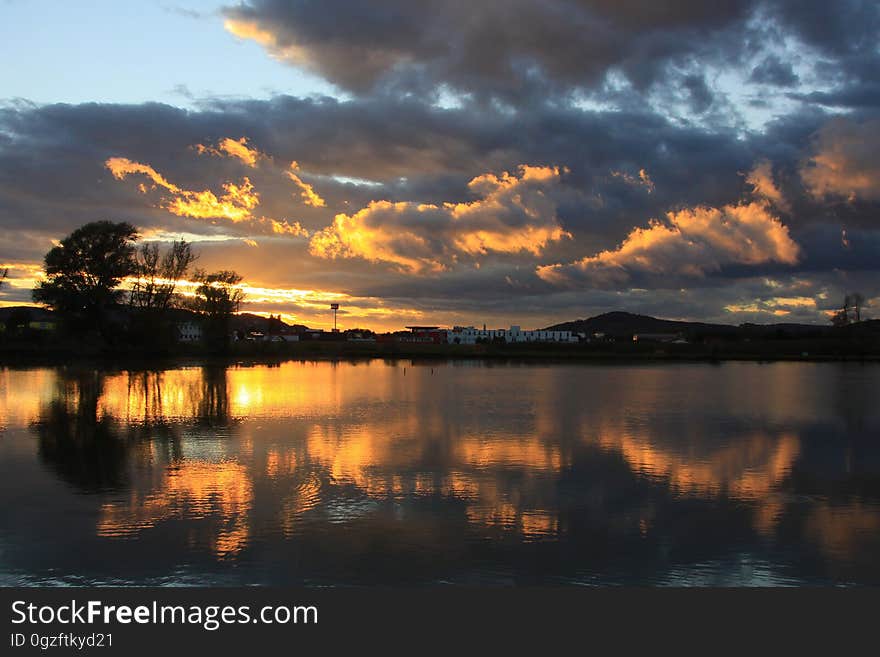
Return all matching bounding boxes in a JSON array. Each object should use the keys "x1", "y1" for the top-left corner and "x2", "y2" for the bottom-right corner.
[{"x1": 1, "y1": 360, "x2": 878, "y2": 586}]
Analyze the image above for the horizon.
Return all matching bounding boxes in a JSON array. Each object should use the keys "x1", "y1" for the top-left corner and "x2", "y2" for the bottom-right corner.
[
  {"x1": 2, "y1": 1, "x2": 879, "y2": 332},
  {"x1": 0, "y1": 301, "x2": 842, "y2": 333}
]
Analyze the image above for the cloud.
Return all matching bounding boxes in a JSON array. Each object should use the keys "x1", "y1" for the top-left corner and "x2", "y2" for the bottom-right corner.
[
  {"x1": 309, "y1": 165, "x2": 571, "y2": 273},
  {"x1": 195, "y1": 137, "x2": 263, "y2": 167},
  {"x1": 107, "y1": 156, "x2": 260, "y2": 221},
  {"x1": 105, "y1": 157, "x2": 183, "y2": 193},
  {"x1": 105, "y1": 155, "x2": 309, "y2": 238},
  {"x1": 611, "y1": 168, "x2": 654, "y2": 193},
  {"x1": 746, "y1": 159, "x2": 790, "y2": 212},
  {"x1": 219, "y1": 0, "x2": 880, "y2": 124},
  {"x1": 166, "y1": 179, "x2": 260, "y2": 221},
  {"x1": 221, "y1": 0, "x2": 761, "y2": 101},
  {"x1": 285, "y1": 161, "x2": 326, "y2": 207},
  {"x1": 537, "y1": 200, "x2": 800, "y2": 287},
  {"x1": 749, "y1": 55, "x2": 799, "y2": 87},
  {"x1": 1, "y1": 85, "x2": 878, "y2": 327},
  {"x1": 801, "y1": 117, "x2": 880, "y2": 202},
  {"x1": 224, "y1": 14, "x2": 313, "y2": 68},
  {"x1": 724, "y1": 295, "x2": 816, "y2": 317},
  {"x1": 268, "y1": 219, "x2": 310, "y2": 237}
]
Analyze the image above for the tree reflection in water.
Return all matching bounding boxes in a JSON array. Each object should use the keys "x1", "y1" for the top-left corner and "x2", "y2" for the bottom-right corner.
[
  {"x1": 32, "y1": 368, "x2": 129, "y2": 492},
  {"x1": 31, "y1": 368, "x2": 185, "y2": 492},
  {"x1": 198, "y1": 365, "x2": 232, "y2": 427}
]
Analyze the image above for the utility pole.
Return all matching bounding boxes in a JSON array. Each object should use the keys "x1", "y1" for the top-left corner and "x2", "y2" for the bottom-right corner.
[{"x1": 330, "y1": 303, "x2": 339, "y2": 332}]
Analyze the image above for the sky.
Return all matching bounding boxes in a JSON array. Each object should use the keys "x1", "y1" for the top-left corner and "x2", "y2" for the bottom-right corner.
[{"x1": 1, "y1": 0, "x2": 879, "y2": 330}]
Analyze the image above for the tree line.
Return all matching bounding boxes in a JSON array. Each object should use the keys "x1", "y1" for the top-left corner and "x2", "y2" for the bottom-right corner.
[{"x1": 29, "y1": 220, "x2": 245, "y2": 351}]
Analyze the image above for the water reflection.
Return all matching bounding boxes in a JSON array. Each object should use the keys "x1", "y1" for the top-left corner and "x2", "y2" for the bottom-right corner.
[
  {"x1": 31, "y1": 369, "x2": 132, "y2": 492},
  {"x1": 0, "y1": 361, "x2": 878, "y2": 585},
  {"x1": 98, "y1": 460, "x2": 253, "y2": 559},
  {"x1": 97, "y1": 366, "x2": 232, "y2": 428}
]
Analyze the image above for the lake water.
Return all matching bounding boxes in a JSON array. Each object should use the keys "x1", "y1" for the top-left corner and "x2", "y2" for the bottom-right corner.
[{"x1": 1, "y1": 360, "x2": 878, "y2": 586}]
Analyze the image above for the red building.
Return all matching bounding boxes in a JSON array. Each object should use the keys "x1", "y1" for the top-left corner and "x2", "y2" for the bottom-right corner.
[{"x1": 402, "y1": 326, "x2": 446, "y2": 344}]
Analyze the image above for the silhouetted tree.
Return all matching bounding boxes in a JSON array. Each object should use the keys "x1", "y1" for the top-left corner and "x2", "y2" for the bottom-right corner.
[
  {"x1": 831, "y1": 308, "x2": 849, "y2": 327},
  {"x1": 847, "y1": 293, "x2": 865, "y2": 323},
  {"x1": 265, "y1": 313, "x2": 285, "y2": 335},
  {"x1": 129, "y1": 239, "x2": 197, "y2": 311},
  {"x1": 191, "y1": 269, "x2": 245, "y2": 350},
  {"x1": 831, "y1": 292, "x2": 866, "y2": 326},
  {"x1": 127, "y1": 239, "x2": 198, "y2": 348},
  {"x1": 32, "y1": 221, "x2": 138, "y2": 338}
]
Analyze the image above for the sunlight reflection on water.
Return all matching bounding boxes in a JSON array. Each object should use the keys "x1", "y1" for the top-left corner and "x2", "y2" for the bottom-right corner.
[{"x1": 1, "y1": 360, "x2": 878, "y2": 585}]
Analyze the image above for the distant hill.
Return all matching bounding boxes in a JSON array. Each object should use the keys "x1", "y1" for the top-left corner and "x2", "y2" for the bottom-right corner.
[
  {"x1": 544, "y1": 311, "x2": 833, "y2": 338},
  {"x1": 545, "y1": 311, "x2": 733, "y2": 336},
  {"x1": 0, "y1": 305, "x2": 55, "y2": 322}
]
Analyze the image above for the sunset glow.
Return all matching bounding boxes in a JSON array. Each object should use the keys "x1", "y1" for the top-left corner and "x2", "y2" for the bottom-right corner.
[{"x1": 1, "y1": 1, "x2": 877, "y2": 330}]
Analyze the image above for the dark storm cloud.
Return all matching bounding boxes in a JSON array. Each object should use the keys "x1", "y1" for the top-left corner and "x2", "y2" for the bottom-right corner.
[
  {"x1": 767, "y1": 0, "x2": 880, "y2": 56},
  {"x1": 221, "y1": 0, "x2": 767, "y2": 104},
  {"x1": 221, "y1": 0, "x2": 879, "y2": 113},
  {"x1": 749, "y1": 56, "x2": 799, "y2": 87},
  {"x1": 766, "y1": 1, "x2": 880, "y2": 112}
]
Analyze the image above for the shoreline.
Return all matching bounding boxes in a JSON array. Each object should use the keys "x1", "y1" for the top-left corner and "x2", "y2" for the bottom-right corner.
[{"x1": 2, "y1": 339, "x2": 879, "y2": 368}]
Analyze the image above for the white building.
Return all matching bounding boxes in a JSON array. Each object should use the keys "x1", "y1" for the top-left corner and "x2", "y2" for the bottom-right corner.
[
  {"x1": 177, "y1": 321, "x2": 203, "y2": 343},
  {"x1": 445, "y1": 325, "x2": 576, "y2": 344}
]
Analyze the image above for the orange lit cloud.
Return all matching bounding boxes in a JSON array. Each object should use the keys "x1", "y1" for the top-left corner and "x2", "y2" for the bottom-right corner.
[
  {"x1": 106, "y1": 157, "x2": 182, "y2": 193},
  {"x1": 538, "y1": 200, "x2": 800, "y2": 287},
  {"x1": 106, "y1": 156, "x2": 312, "y2": 239},
  {"x1": 267, "y1": 219, "x2": 310, "y2": 236},
  {"x1": 611, "y1": 168, "x2": 654, "y2": 193},
  {"x1": 309, "y1": 165, "x2": 571, "y2": 273},
  {"x1": 195, "y1": 137, "x2": 262, "y2": 167},
  {"x1": 746, "y1": 159, "x2": 790, "y2": 212},
  {"x1": 107, "y1": 156, "x2": 259, "y2": 221},
  {"x1": 724, "y1": 296, "x2": 816, "y2": 315},
  {"x1": 0, "y1": 262, "x2": 44, "y2": 286},
  {"x1": 286, "y1": 161, "x2": 326, "y2": 207},
  {"x1": 309, "y1": 203, "x2": 445, "y2": 273},
  {"x1": 165, "y1": 178, "x2": 260, "y2": 221},
  {"x1": 801, "y1": 117, "x2": 880, "y2": 202},
  {"x1": 224, "y1": 17, "x2": 313, "y2": 67},
  {"x1": 453, "y1": 225, "x2": 570, "y2": 257}
]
